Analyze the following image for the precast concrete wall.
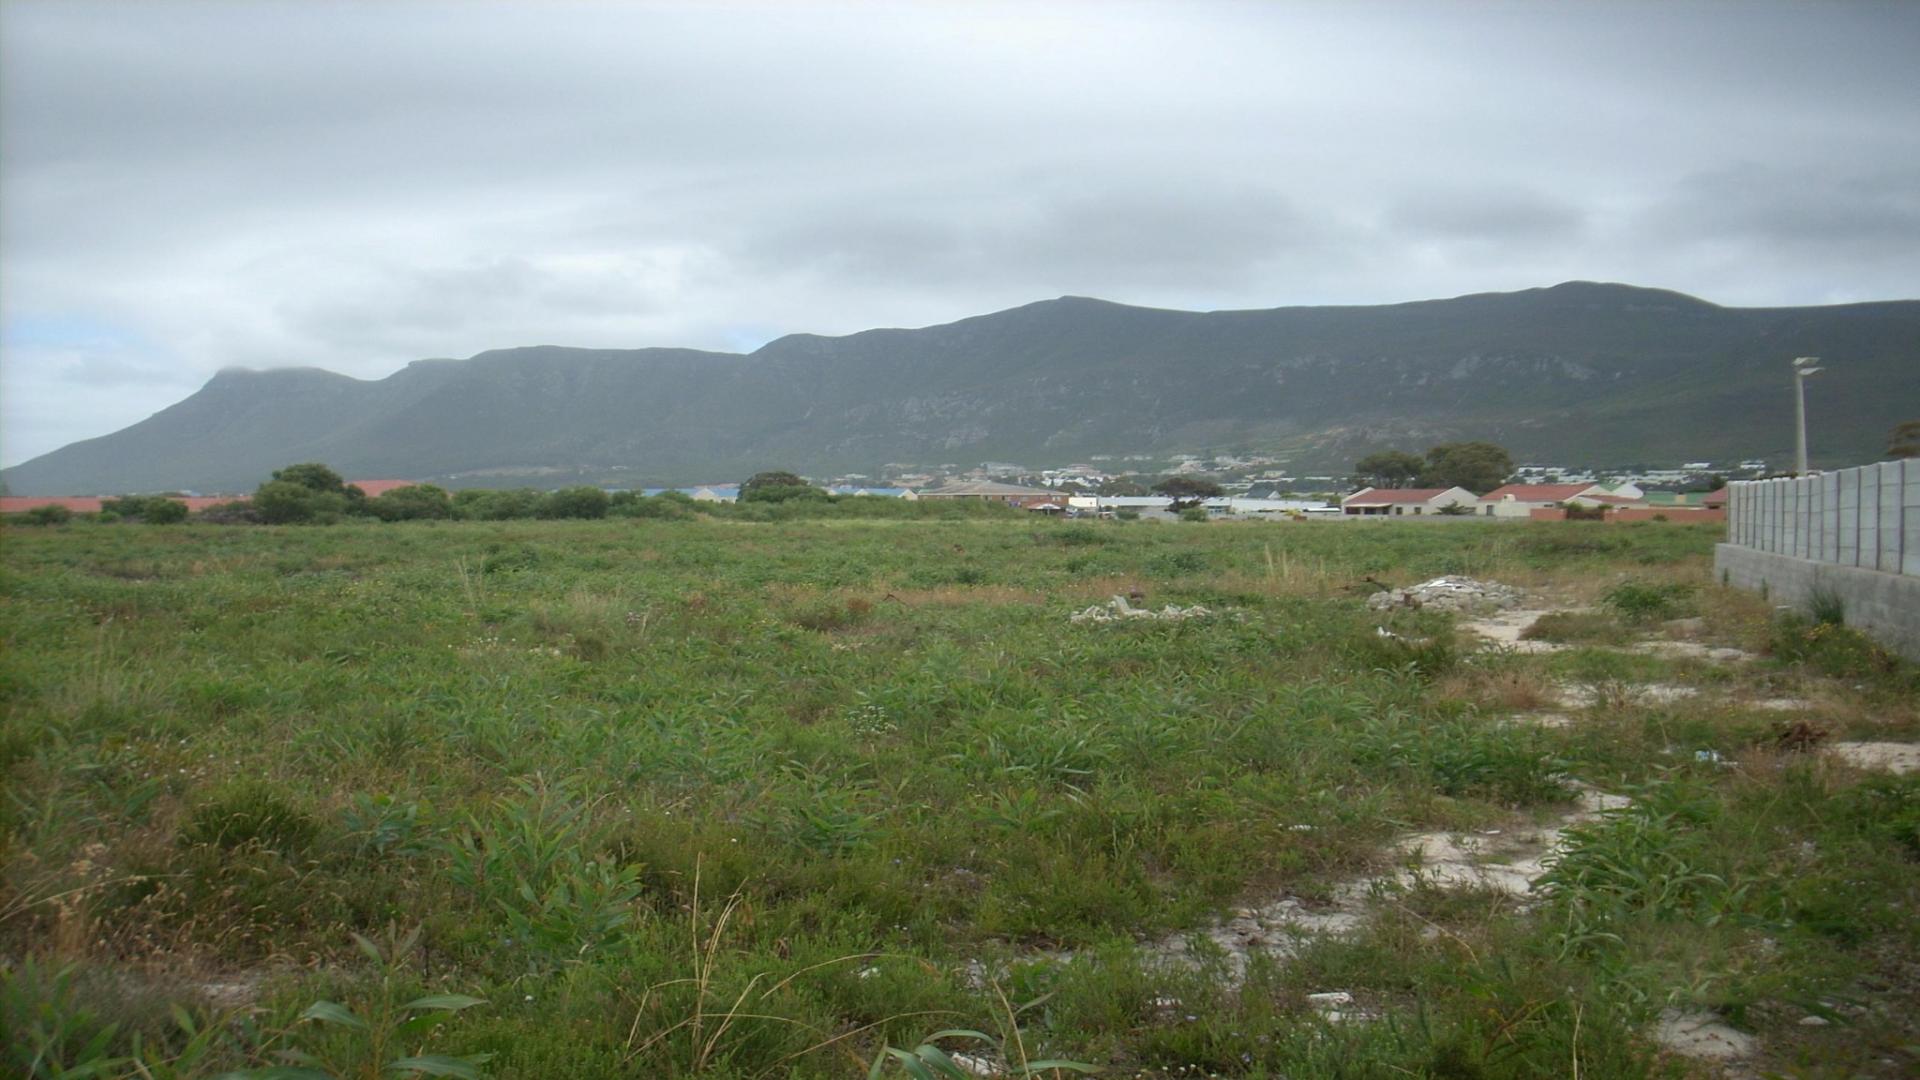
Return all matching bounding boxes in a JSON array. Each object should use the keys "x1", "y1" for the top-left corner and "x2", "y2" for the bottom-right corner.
[
  {"x1": 1723, "y1": 459, "x2": 1919, "y2": 576},
  {"x1": 1716, "y1": 459, "x2": 1920, "y2": 661}
]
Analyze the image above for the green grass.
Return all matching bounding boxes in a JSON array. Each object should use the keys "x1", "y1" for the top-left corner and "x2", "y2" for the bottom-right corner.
[{"x1": 2, "y1": 517, "x2": 1915, "y2": 1077}]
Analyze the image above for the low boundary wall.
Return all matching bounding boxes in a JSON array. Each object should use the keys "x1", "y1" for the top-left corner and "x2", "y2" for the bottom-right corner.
[
  {"x1": 1723, "y1": 459, "x2": 1918, "y2": 575},
  {"x1": 1715, "y1": 544, "x2": 1920, "y2": 661},
  {"x1": 1718, "y1": 461, "x2": 1920, "y2": 660}
]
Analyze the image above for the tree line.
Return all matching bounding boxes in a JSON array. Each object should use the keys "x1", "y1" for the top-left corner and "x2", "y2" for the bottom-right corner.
[{"x1": 1352, "y1": 442, "x2": 1515, "y2": 493}]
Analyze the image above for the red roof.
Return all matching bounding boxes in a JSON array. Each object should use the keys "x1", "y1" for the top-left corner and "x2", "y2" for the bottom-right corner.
[
  {"x1": 1481, "y1": 483, "x2": 1600, "y2": 502},
  {"x1": 348, "y1": 479, "x2": 417, "y2": 497},
  {"x1": 1342, "y1": 487, "x2": 1467, "y2": 505},
  {"x1": 1702, "y1": 487, "x2": 1729, "y2": 507}
]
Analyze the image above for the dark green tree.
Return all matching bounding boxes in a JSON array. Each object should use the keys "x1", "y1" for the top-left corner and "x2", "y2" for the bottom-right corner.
[
  {"x1": 1151, "y1": 476, "x2": 1224, "y2": 510},
  {"x1": 367, "y1": 484, "x2": 453, "y2": 521},
  {"x1": 1889, "y1": 420, "x2": 1920, "y2": 459},
  {"x1": 455, "y1": 488, "x2": 543, "y2": 520},
  {"x1": 1419, "y1": 442, "x2": 1513, "y2": 494},
  {"x1": 740, "y1": 471, "x2": 824, "y2": 503},
  {"x1": 143, "y1": 499, "x2": 189, "y2": 524},
  {"x1": 537, "y1": 487, "x2": 611, "y2": 519},
  {"x1": 252, "y1": 480, "x2": 339, "y2": 524},
  {"x1": 272, "y1": 463, "x2": 349, "y2": 493},
  {"x1": 1353, "y1": 451, "x2": 1425, "y2": 489},
  {"x1": 256, "y1": 462, "x2": 362, "y2": 522}
]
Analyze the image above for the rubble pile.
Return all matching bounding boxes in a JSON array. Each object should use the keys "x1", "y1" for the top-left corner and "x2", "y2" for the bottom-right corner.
[
  {"x1": 1069, "y1": 595, "x2": 1215, "y2": 624},
  {"x1": 1366, "y1": 576, "x2": 1525, "y2": 614}
]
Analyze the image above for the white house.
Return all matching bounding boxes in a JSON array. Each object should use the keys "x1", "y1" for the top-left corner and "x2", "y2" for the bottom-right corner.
[
  {"x1": 1340, "y1": 487, "x2": 1480, "y2": 516},
  {"x1": 1477, "y1": 482, "x2": 1609, "y2": 518}
]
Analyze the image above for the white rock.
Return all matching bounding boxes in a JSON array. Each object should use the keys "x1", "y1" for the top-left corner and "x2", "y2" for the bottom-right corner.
[{"x1": 1652, "y1": 1009, "x2": 1756, "y2": 1061}]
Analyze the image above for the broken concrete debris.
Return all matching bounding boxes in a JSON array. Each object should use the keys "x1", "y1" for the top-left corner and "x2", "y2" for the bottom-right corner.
[
  {"x1": 1070, "y1": 594, "x2": 1216, "y2": 623},
  {"x1": 1366, "y1": 576, "x2": 1526, "y2": 614}
]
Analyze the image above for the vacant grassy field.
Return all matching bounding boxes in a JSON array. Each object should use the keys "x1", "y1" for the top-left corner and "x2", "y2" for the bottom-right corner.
[{"x1": 2, "y1": 517, "x2": 1915, "y2": 1078}]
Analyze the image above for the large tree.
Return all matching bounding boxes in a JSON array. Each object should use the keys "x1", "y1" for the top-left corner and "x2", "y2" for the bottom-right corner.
[
  {"x1": 1419, "y1": 442, "x2": 1514, "y2": 494},
  {"x1": 1151, "y1": 475, "x2": 1224, "y2": 510},
  {"x1": 740, "y1": 470, "x2": 824, "y2": 503},
  {"x1": 1353, "y1": 450, "x2": 1425, "y2": 489}
]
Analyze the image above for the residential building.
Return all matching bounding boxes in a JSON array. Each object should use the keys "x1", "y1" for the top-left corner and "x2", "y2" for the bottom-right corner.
[
  {"x1": 1477, "y1": 482, "x2": 1609, "y2": 518},
  {"x1": 1340, "y1": 487, "x2": 1480, "y2": 516}
]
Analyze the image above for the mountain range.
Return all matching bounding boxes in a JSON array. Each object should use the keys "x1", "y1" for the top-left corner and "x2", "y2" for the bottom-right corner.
[{"x1": 6, "y1": 281, "x2": 1917, "y2": 495}]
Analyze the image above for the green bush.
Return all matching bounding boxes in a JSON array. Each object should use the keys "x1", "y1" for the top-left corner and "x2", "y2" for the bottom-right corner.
[
  {"x1": 142, "y1": 499, "x2": 189, "y2": 524},
  {"x1": 1768, "y1": 611, "x2": 1900, "y2": 679},
  {"x1": 536, "y1": 487, "x2": 610, "y2": 519},
  {"x1": 22, "y1": 504, "x2": 72, "y2": 525},
  {"x1": 367, "y1": 484, "x2": 453, "y2": 521},
  {"x1": 179, "y1": 781, "x2": 320, "y2": 852},
  {"x1": 454, "y1": 487, "x2": 543, "y2": 520},
  {"x1": 610, "y1": 493, "x2": 696, "y2": 520},
  {"x1": 1600, "y1": 580, "x2": 1695, "y2": 622},
  {"x1": 253, "y1": 480, "x2": 348, "y2": 524}
]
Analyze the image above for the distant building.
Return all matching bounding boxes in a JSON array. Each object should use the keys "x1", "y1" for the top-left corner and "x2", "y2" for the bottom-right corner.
[
  {"x1": 1340, "y1": 487, "x2": 1479, "y2": 516},
  {"x1": 917, "y1": 480, "x2": 1056, "y2": 505},
  {"x1": 1478, "y1": 482, "x2": 1609, "y2": 518}
]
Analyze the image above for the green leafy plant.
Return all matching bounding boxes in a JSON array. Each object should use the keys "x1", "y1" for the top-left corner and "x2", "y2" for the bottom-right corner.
[
  {"x1": 234, "y1": 927, "x2": 490, "y2": 1079},
  {"x1": 1, "y1": 958, "x2": 129, "y2": 1079},
  {"x1": 444, "y1": 778, "x2": 644, "y2": 965},
  {"x1": 869, "y1": 1025, "x2": 1097, "y2": 1079},
  {"x1": 1601, "y1": 580, "x2": 1695, "y2": 622}
]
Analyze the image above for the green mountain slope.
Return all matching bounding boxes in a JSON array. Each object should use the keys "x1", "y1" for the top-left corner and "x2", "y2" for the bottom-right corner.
[{"x1": 6, "y1": 282, "x2": 1916, "y2": 494}]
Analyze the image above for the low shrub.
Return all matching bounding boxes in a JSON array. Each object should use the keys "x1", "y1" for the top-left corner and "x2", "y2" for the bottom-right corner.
[
  {"x1": 1768, "y1": 611, "x2": 1900, "y2": 679},
  {"x1": 1601, "y1": 580, "x2": 1695, "y2": 622},
  {"x1": 179, "y1": 780, "x2": 320, "y2": 853}
]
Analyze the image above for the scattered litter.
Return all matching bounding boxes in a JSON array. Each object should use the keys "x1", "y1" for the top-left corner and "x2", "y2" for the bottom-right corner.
[
  {"x1": 1797, "y1": 1015, "x2": 1831, "y2": 1027},
  {"x1": 1071, "y1": 595, "x2": 1217, "y2": 623},
  {"x1": 1366, "y1": 576, "x2": 1525, "y2": 614},
  {"x1": 949, "y1": 1051, "x2": 999, "y2": 1077},
  {"x1": 1693, "y1": 749, "x2": 1726, "y2": 764},
  {"x1": 1306, "y1": 991, "x2": 1352, "y2": 1007},
  {"x1": 856, "y1": 966, "x2": 880, "y2": 980}
]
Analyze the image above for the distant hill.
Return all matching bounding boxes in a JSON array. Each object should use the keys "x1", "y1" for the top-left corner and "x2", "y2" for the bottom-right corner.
[{"x1": 6, "y1": 281, "x2": 1917, "y2": 494}]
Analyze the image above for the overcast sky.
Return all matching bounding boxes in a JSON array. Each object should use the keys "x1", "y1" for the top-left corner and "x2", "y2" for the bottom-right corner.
[{"x1": 4, "y1": 0, "x2": 1917, "y2": 466}]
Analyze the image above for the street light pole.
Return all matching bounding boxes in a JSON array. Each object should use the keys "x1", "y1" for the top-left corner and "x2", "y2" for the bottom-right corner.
[{"x1": 1792, "y1": 356, "x2": 1823, "y2": 476}]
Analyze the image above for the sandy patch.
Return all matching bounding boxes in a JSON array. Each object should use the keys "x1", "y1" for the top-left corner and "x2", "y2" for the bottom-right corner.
[{"x1": 1827, "y1": 741, "x2": 1920, "y2": 775}]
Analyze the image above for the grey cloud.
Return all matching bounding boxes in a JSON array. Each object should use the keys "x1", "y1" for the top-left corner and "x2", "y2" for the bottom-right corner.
[
  {"x1": 3, "y1": 1, "x2": 1918, "y2": 464},
  {"x1": 1641, "y1": 168, "x2": 1920, "y2": 260},
  {"x1": 1387, "y1": 190, "x2": 1586, "y2": 242}
]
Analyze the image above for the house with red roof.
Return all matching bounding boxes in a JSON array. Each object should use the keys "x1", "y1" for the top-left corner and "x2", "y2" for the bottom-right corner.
[
  {"x1": 1478, "y1": 482, "x2": 1611, "y2": 518},
  {"x1": 1340, "y1": 486, "x2": 1480, "y2": 516}
]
